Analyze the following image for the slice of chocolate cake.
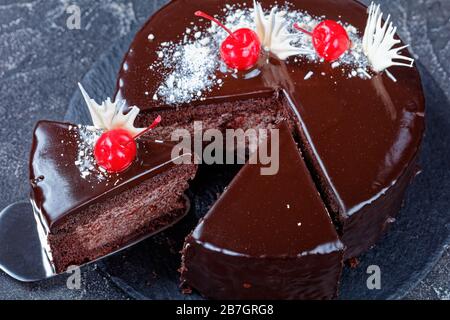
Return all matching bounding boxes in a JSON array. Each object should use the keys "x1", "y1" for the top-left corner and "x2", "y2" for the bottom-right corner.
[
  {"x1": 30, "y1": 120, "x2": 196, "y2": 273},
  {"x1": 29, "y1": 85, "x2": 197, "y2": 273},
  {"x1": 181, "y1": 122, "x2": 344, "y2": 300}
]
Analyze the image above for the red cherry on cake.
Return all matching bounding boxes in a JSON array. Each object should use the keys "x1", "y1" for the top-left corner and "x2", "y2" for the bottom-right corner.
[
  {"x1": 294, "y1": 20, "x2": 351, "y2": 62},
  {"x1": 220, "y1": 28, "x2": 261, "y2": 71},
  {"x1": 94, "y1": 129, "x2": 136, "y2": 173},
  {"x1": 94, "y1": 115, "x2": 162, "y2": 173},
  {"x1": 195, "y1": 11, "x2": 261, "y2": 71}
]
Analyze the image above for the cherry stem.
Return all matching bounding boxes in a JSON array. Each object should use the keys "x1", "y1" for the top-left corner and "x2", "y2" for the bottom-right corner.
[
  {"x1": 293, "y1": 23, "x2": 313, "y2": 37},
  {"x1": 195, "y1": 11, "x2": 237, "y2": 41},
  {"x1": 133, "y1": 115, "x2": 162, "y2": 140}
]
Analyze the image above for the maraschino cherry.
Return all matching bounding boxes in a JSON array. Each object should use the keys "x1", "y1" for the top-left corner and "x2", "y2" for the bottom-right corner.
[
  {"x1": 195, "y1": 11, "x2": 261, "y2": 71},
  {"x1": 294, "y1": 20, "x2": 351, "y2": 62},
  {"x1": 94, "y1": 116, "x2": 162, "y2": 173}
]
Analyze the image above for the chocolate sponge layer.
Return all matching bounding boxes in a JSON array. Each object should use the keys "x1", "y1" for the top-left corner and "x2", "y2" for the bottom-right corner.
[{"x1": 48, "y1": 163, "x2": 196, "y2": 273}]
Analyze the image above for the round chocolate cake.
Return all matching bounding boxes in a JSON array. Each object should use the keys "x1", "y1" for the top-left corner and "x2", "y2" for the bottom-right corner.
[{"x1": 113, "y1": 0, "x2": 425, "y2": 299}]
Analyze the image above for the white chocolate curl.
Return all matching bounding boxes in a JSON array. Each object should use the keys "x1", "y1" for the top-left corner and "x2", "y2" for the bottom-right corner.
[
  {"x1": 362, "y1": 2, "x2": 414, "y2": 75},
  {"x1": 78, "y1": 83, "x2": 146, "y2": 136},
  {"x1": 253, "y1": 0, "x2": 311, "y2": 60}
]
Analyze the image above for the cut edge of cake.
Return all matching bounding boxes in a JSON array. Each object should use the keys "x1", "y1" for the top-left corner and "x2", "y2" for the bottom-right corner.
[{"x1": 180, "y1": 121, "x2": 344, "y2": 299}]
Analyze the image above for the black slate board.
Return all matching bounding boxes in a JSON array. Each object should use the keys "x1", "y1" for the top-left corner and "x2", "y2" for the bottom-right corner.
[{"x1": 65, "y1": 32, "x2": 450, "y2": 299}]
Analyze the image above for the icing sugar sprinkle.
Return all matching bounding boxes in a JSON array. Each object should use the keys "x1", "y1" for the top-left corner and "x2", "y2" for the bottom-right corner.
[
  {"x1": 71, "y1": 125, "x2": 109, "y2": 182},
  {"x1": 154, "y1": 42, "x2": 220, "y2": 104},
  {"x1": 304, "y1": 71, "x2": 314, "y2": 80},
  {"x1": 151, "y1": 2, "x2": 372, "y2": 105}
]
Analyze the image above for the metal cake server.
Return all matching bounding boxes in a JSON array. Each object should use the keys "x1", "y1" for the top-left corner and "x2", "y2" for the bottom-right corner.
[{"x1": 0, "y1": 202, "x2": 54, "y2": 281}]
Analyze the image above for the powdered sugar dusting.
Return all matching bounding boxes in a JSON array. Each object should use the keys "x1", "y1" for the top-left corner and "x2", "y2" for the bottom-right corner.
[
  {"x1": 153, "y1": 42, "x2": 221, "y2": 104},
  {"x1": 70, "y1": 125, "x2": 110, "y2": 182},
  {"x1": 150, "y1": 2, "x2": 374, "y2": 105},
  {"x1": 151, "y1": 4, "x2": 257, "y2": 105},
  {"x1": 304, "y1": 71, "x2": 314, "y2": 80}
]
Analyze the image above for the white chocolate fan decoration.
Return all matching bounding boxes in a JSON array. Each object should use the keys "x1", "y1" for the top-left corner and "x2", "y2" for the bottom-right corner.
[
  {"x1": 253, "y1": 1, "x2": 312, "y2": 60},
  {"x1": 362, "y1": 2, "x2": 414, "y2": 80},
  {"x1": 78, "y1": 83, "x2": 145, "y2": 136}
]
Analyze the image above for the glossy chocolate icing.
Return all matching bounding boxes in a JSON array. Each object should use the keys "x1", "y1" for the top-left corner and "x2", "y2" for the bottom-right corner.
[
  {"x1": 29, "y1": 121, "x2": 189, "y2": 230},
  {"x1": 116, "y1": 0, "x2": 425, "y2": 258},
  {"x1": 182, "y1": 122, "x2": 344, "y2": 299}
]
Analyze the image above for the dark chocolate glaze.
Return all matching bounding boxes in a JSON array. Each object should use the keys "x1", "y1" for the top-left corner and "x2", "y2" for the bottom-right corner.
[
  {"x1": 29, "y1": 121, "x2": 189, "y2": 230},
  {"x1": 115, "y1": 0, "x2": 425, "y2": 258},
  {"x1": 181, "y1": 122, "x2": 344, "y2": 299}
]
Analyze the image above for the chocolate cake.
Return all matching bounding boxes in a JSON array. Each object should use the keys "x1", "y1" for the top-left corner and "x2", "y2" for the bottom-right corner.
[
  {"x1": 23, "y1": 0, "x2": 424, "y2": 299},
  {"x1": 30, "y1": 119, "x2": 196, "y2": 273},
  {"x1": 181, "y1": 122, "x2": 344, "y2": 300},
  {"x1": 115, "y1": 0, "x2": 425, "y2": 262}
]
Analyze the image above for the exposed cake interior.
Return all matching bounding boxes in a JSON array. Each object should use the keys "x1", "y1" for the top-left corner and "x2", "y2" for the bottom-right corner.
[
  {"x1": 135, "y1": 95, "x2": 291, "y2": 140},
  {"x1": 48, "y1": 166, "x2": 195, "y2": 273},
  {"x1": 136, "y1": 96, "x2": 344, "y2": 229}
]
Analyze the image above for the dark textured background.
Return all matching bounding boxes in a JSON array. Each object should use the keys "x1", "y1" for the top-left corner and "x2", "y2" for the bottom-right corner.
[{"x1": 0, "y1": 0, "x2": 448, "y2": 300}]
